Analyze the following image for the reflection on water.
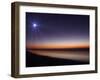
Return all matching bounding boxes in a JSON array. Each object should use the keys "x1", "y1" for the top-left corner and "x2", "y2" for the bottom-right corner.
[{"x1": 26, "y1": 49, "x2": 89, "y2": 67}]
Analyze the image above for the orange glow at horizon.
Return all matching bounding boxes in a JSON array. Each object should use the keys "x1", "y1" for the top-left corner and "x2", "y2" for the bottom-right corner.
[{"x1": 26, "y1": 42, "x2": 89, "y2": 49}]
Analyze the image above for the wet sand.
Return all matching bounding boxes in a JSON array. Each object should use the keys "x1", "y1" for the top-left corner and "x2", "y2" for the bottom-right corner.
[{"x1": 26, "y1": 49, "x2": 89, "y2": 67}]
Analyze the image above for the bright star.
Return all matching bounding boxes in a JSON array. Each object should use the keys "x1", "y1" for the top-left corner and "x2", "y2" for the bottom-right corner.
[{"x1": 32, "y1": 23, "x2": 37, "y2": 28}]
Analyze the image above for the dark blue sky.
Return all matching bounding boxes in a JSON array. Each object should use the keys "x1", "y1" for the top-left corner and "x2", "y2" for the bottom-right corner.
[{"x1": 26, "y1": 12, "x2": 89, "y2": 49}]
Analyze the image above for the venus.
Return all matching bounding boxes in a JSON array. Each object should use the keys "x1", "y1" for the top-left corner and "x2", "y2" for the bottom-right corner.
[{"x1": 32, "y1": 23, "x2": 37, "y2": 28}]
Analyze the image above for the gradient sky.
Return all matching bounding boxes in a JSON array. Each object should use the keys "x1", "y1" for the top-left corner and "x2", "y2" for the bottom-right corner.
[{"x1": 26, "y1": 12, "x2": 89, "y2": 49}]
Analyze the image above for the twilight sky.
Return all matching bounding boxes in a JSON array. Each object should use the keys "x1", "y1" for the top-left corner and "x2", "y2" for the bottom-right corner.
[{"x1": 26, "y1": 12, "x2": 89, "y2": 49}]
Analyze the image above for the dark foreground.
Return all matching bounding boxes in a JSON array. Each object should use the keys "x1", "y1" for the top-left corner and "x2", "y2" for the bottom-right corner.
[{"x1": 26, "y1": 49, "x2": 89, "y2": 67}]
